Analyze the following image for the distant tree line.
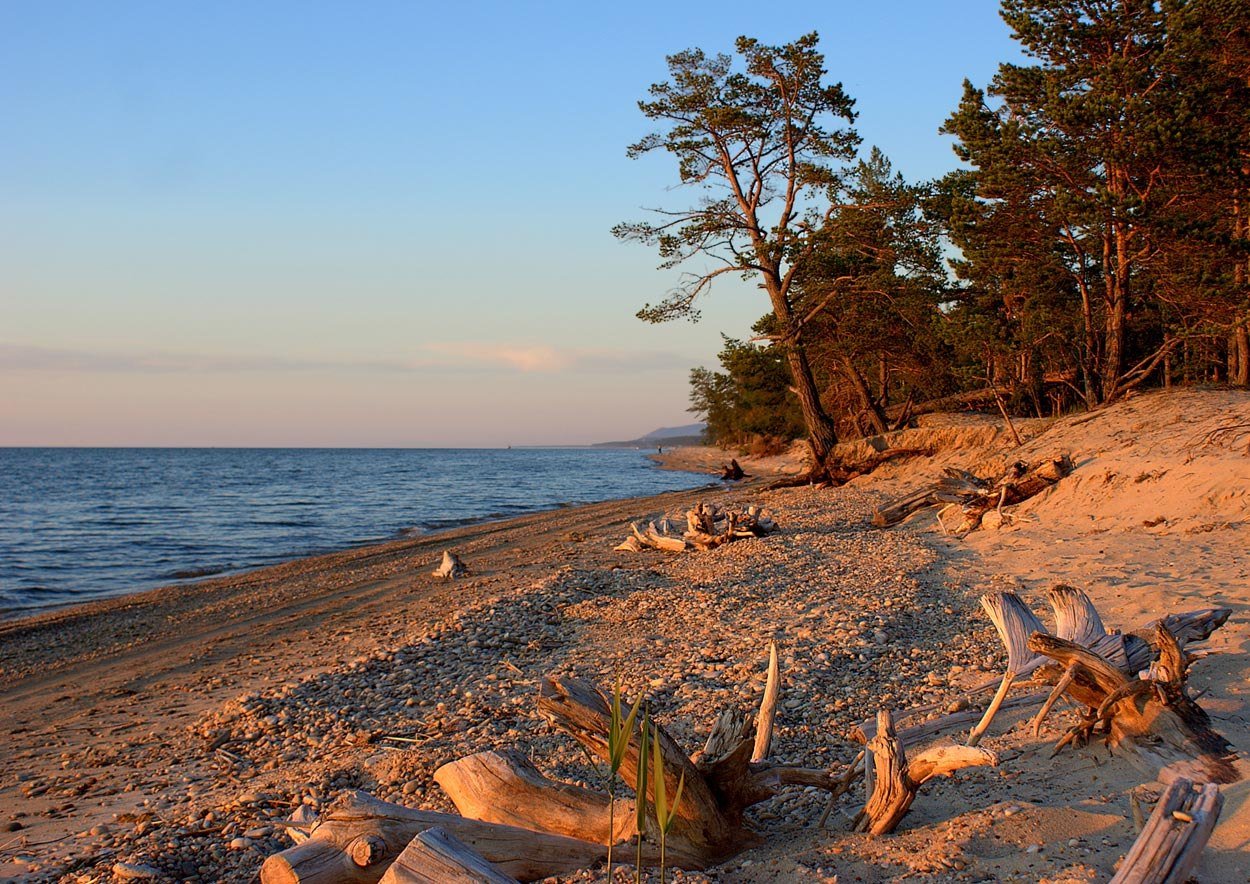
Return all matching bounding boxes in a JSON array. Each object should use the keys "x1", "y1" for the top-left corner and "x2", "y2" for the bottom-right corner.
[{"x1": 617, "y1": 0, "x2": 1249, "y2": 467}]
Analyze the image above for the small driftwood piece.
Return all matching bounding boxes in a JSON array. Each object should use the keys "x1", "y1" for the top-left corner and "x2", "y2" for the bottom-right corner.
[
  {"x1": 872, "y1": 454, "x2": 1073, "y2": 530},
  {"x1": 432, "y1": 551, "x2": 468, "y2": 580},
  {"x1": 720, "y1": 458, "x2": 746, "y2": 481},
  {"x1": 853, "y1": 709, "x2": 997, "y2": 835},
  {"x1": 378, "y1": 827, "x2": 518, "y2": 884},
  {"x1": 751, "y1": 641, "x2": 780, "y2": 763},
  {"x1": 259, "y1": 791, "x2": 604, "y2": 884},
  {"x1": 1109, "y1": 777, "x2": 1224, "y2": 884}
]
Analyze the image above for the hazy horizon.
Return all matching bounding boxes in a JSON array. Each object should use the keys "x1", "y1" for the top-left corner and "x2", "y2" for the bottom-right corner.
[{"x1": 2, "y1": 0, "x2": 1022, "y2": 446}]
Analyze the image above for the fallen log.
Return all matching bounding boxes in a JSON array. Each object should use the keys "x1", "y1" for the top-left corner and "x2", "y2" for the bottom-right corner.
[
  {"x1": 769, "y1": 446, "x2": 934, "y2": 490},
  {"x1": 853, "y1": 709, "x2": 997, "y2": 835},
  {"x1": 378, "y1": 827, "x2": 518, "y2": 884},
  {"x1": 259, "y1": 791, "x2": 605, "y2": 884},
  {"x1": 1109, "y1": 777, "x2": 1224, "y2": 884},
  {"x1": 872, "y1": 454, "x2": 1073, "y2": 531}
]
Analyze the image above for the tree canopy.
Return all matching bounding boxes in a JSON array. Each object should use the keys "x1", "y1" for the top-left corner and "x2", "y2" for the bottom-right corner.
[{"x1": 622, "y1": 4, "x2": 1250, "y2": 454}]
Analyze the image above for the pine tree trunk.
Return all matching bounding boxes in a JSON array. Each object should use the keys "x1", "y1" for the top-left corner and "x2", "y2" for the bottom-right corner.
[
  {"x1": 786, "y1": 344, "x2": 838, "y2": 464},
  {"x1": 842, "y1": 355, "x2": 889, "y2": 435},
  {"x1": 1235, "y1": 323, "x2": 1250, "y2": 387},
  {"x1": 765, "y1": 271, "x2": 838, "y2": 468}
]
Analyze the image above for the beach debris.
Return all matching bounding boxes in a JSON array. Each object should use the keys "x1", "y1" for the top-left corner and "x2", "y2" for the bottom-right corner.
[
  {"x1": 1110, "y1": 777, "x2": 1223, "y2": 884},
  {"x1": 969, "y1": 585, "x2": 1237, "y2": 782},
  {"x1": 432, "y1": 550, "x2": 468, "y2": 580},
  {"x1": 615, "y1": 502, "x2": 777, "y2": 553},
  {"x1": 853, "y1": 708, "x2": 997, "y2": 836},
  {"x1": 871, "y1": 453, "x2": 1073, "y2": 532},
  {"x1": 377, "y1": 827, "x2": 519, "y2": 884},
  {"x1": 260, "y1": 792, "x2": 602, "y2": 883},
  {"x1": 262, "y1": 647, "x2": 862, "y2": 879},
  {"x1": 720, "y1": 458, "x2": 746, "y2": 481}
]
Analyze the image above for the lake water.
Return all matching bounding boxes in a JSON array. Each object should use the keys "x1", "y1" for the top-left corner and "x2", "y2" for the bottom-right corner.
[{"x1": 0, "y1": 447, "x2": 711, "y2": 614}]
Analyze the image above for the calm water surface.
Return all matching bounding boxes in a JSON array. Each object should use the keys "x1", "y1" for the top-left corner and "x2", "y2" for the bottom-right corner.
[{"x1": 0, "y1": 448, "x2": 711, "y2": 614}]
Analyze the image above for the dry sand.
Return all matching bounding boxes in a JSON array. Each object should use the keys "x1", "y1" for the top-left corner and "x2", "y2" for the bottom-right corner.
[{"x1": 2, "y1": 388, "x2": 1248, "y2": 883}]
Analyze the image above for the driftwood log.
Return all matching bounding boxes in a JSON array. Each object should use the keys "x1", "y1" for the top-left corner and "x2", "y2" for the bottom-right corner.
[
  {"x1": 434, "y1": 674, "x2": 848, "y2": 868},
  {"x1": 259, "y1": 791, "x2": 605, "y2": 884},
  {"x1": 720, "y1": 458, "x2": 746, "y2": 481},
  {"x1": 872, "y1": 454, "x2": 1073, "y2": 531},
  {"x1": 1029, "y1": 627, "x2": 1237, "y2": 783},
  {"x1": 970, "y1": 585, "x2": 1236, "y2": 783},
  {"x1": 853, "y1": 709, "x2": 997, "y2": 835},
  {"x1": 1109, "y1": 777, "x2": 1224, "y2": 884},
  {"x1": 377, "y1": 827, "x2": 518, "y2": 884},
  {"x1": 615, "y1": 502, "x2": 777, "y2": 554}
]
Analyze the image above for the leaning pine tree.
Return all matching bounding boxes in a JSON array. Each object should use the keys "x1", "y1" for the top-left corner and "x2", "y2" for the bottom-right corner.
[{"x1": 614, "y1": 33, "x2": 859, "y2": 476}]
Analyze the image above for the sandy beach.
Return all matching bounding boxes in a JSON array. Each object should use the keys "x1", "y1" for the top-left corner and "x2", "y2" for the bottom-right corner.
[{"x1": 3, "y1": 389, "x2": 1249, "y2": 883}]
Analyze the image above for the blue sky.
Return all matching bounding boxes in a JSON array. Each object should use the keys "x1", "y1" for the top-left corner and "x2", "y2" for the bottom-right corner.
[{"x1": 1, "y1": 1, "x2": 1022, "y2": 445}]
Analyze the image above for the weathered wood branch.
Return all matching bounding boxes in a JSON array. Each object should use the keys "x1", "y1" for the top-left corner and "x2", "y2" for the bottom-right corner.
[
  {"x1": 751, "y1": 642, "x2": 780, "y2": 763},
  {"x1": 853, "y1": 710, "x2": 997, "y2": 835},
  {"x1": 377, "y1": 827, "x2": 518, "y2": 884},
  {"x1": 872, "y1": 454, "x2": 1073, "y2": 530},
  {"x1": 259, "y1": 791, "x2": 605, "y2": 884},
  {"x1": 967, "y1": 591, "x2": 1049, "y2": 746},
  {"x1": 433, "y1": 750, "x2": 633, "y2": 847},
  {"x1": 1028, "y1": 629, "x2": 1238, "y2": 783},
  {"x1": 1109, "y1": 778, "x2": 1224, "y2": 884}
]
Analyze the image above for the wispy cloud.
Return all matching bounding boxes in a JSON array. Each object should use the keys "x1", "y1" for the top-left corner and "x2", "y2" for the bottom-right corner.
[
  {"x1": 423, "y1": 342, "x2": 572, "y2": 373},
  {"x1": 0, "y1": 341, "x2": 694, "y2": 376}
]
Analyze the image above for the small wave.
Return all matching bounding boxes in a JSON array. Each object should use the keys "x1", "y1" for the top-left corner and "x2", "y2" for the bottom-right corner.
[{"x1": 164, "y1": 566, "x2": 227, "y2": 580}]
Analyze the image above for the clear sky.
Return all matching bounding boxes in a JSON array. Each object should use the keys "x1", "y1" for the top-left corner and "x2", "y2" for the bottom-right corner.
[{"x1": 1, "y1": 0, "x2": 1022, "y2": 446}]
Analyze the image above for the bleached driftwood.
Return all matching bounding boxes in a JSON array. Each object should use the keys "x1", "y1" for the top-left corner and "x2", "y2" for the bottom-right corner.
[
  {"x1": 377, "y1": 827, "x2": 518, "y2": 884},
  {"x1": 1029, "y1": 626, "x2": 1238, "y2": 783},
  {"x1": 1109, "y1": 777, "x2": 1224, "y2": 884},
  {"x1": 853, "y1": 709, "x2": 997, "y2": 835},
  {"x1": 434, "y1": 650, "x2": 850, "y2": 870},
  {"x1": 259, "y1": 791, "x2": 604, "y2": 884},
  {"x1": 751, "y1": 641, "x2": 780, "y2": 763},
  {"x1": 968, "y1": 585, "x2": 1233, "y2": 758},
  {"x1": 967, "y1": 591, "x2": 1049, "y2": 746},
  {"x1": 432, "y1": 551, "x2": 468, "y2": 580},
  {"x1": 872, "y1": 454, "x2": 1073, "y2": 531},
  {"x1": 616, "y1": 503, "x2": 777, "y2": 554}
]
